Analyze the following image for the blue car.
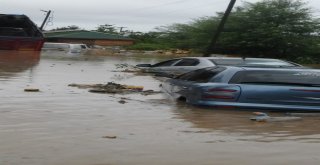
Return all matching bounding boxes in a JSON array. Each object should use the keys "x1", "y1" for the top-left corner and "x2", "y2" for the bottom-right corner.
[{"x1": 162, "y1": 66, "x2": 320, "y2": 111}]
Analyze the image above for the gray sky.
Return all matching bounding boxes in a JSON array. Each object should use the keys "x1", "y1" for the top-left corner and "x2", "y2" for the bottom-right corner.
[{"x1": 1, "y1": 0, "x2": 320, "y2": 32}]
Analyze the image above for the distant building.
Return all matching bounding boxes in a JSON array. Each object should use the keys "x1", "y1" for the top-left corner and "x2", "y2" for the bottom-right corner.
[{"x1": 44, "y1": 30, "x2": 134, "y2": 46}]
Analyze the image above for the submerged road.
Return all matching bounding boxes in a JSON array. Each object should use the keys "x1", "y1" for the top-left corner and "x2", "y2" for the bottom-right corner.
[{"x1": 0, "y1": 52, "x2": 320, "y2": 165}]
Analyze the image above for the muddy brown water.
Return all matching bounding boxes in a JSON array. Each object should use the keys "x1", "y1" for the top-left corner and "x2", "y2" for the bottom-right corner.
[{"x1": 1, "y1": 51, "x2": 320, "y2": 165}]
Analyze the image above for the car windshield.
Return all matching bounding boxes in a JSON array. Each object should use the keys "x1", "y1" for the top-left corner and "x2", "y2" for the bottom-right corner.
[
  {"x1": 152, "y1": 59, "x2": 180, "y2": 67},
  {"x1": 176, "y1": 67, "x2": 225, "y2": 83},
  {"x1": 210, "y1": 58, "x2": 297, "y2": 67},
  {"x1": 229, "y1": 70, "x2": 320, "y2": 86}
]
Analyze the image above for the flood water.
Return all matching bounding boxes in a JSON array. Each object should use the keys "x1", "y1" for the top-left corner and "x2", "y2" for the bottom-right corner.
[{"x1": 1, "y1": 51, "x2": 320, "y2": 165}]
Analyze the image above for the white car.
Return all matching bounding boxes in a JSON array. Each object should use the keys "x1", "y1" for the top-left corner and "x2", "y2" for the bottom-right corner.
[
  {"x1": 136, "y1": 57, "x2": 303, "y2": 77},
  {"x1": 41, "y1": 42, "x2": 89, "y2": 55}
]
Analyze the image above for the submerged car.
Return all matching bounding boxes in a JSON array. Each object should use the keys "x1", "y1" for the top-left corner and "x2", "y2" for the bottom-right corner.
[
  {"x1": 136, "y1": 57, "x2": 302, "y2": 77},
  {"x1": 41, "y1": 42, "x2": 89, "y2": 55},
  {"x1": 162, "y1": 66, "x2": 320, "y2": 111}
]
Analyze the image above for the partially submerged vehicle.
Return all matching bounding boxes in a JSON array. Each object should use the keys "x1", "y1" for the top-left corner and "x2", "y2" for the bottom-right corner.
[
  {"x1": 0, "y1": 14, "x2": 44, "y2": 51},
  {"x1": 136, "y1": 57, "x2": 303, "y2": 77},
  {"x1": 41, "y1": 42, "x2": 89, "y2": 55},
  {"x1": 162, "y1": 66, "x2": 320, "y2": 111}
]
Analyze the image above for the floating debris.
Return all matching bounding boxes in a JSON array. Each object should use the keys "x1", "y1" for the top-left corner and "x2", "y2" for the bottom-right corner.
[
  {"x1": 102, "y1": 135, "x2": 117, "y2": 139},
  {"x1": 24, "y1": 88, "x2": 40, "y2": 92},
  {"x1": 140, "y1": 90, "x2": 162, "y2": 96},
  {"x1": 118, "y1": 99, "x2": 127, "y2": 104},
  {"x1": 68, "y1": 83, "x2": 102, "y2": 89},
  {"x1": 115, "y1": 63, "x2": 142, "y2": 73},
  {"x1": 250, "y1": 112, "x2": 302, "y2": 122},
  {"x1": 124, "y1": 85, "x2": 144, "y2": 91},
  {"x1": 69, "y1": 82, "x2": 161, "y2": 95}
]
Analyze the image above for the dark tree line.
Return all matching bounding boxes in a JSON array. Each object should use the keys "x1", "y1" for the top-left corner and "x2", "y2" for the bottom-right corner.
[{"x1": 129, "y1": 0, "x2": 320, "y2": 63}]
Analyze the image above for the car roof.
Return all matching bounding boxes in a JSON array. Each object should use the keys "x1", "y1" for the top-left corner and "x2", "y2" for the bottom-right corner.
[
  {"x1": 222, "y1": 66, "x2": 318, "y2": 72},
  {"x1": 174, "y1": 56, "x2": 301, "y2": 67},
  {"x1": 174, "y1": 57, "x2": 291, "y2": 63},
  {"x1": 176, "y1": 56, "x2": 282, "y2": 60},
  {"x1": 179, "y1": 57, "x2": 290, "y2": 63}
]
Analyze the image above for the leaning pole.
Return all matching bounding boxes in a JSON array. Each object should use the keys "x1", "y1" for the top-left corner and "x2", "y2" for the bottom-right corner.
[
  {"x1": 40, "y1": 10, "x2": 51, "y2": 31},
  {"x1": 204, "y1": 0, "x2": 237, "y2": 57}
]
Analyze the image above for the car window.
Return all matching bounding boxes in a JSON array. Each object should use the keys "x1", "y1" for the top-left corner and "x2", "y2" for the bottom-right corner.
[
  {"x1": 80, "y1": 45, "x2": 87, "y2": 49},
  {"x1": 229, "y1": 70, "x2": 320, "y2": 85},
  {"x1": 152, "y1": 59, "x2": 180, "y2": 67},
  {"x1": 70, "y1": 44, "x2": 82, "y2": 49},
  {"x1": 174, "y1": 59, "x2": 199, "y2": 66},
  {"x1": 0, "y1": 27, "x2": 27, "y2": 36},
  {"x1": 177, "y1": 67, "x2": 226, "y2": 83}
]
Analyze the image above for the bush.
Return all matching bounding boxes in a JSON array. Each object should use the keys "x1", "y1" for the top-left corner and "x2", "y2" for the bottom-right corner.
[{"x1": 127, "y1": 43, "x2": 171, "y2": 51}]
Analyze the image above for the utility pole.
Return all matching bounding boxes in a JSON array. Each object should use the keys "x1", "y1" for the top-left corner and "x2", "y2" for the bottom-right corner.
[
  {"x1": 40, "y1": 10, "x2": 51, "y2": 31},
  {"x1": 204, "y1": 0, "x2": 236, "y2": 57}
]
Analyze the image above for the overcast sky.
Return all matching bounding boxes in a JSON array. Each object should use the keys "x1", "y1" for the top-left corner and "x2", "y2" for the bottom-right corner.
[{"x1": 1, "y1": 0, "x2": 320, "y2": 32}]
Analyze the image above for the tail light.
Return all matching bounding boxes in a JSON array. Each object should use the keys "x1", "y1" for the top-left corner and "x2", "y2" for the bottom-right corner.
[{"x1": 202, "y1": 86, "x2": 241, "y2": 101}]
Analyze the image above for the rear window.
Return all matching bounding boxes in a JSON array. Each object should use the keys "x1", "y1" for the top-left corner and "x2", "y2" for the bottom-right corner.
[
  {"x1": 152, "y1": 59, "x2": 180, "y2": 67},
  {"x1": 174, "y1": 59, "x2": 199, "y2": 66},
  {"x1": 229, "y1": 70, "x2": 320, "y2": 86},
  {"x1": 210, "y1": 58, "x2": 296, "y2": 67},
  {"x1": 176, "y1": 67, "x2": 226, "y2": 83}
]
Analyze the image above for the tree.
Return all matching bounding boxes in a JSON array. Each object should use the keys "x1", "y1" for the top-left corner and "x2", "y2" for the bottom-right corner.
[
  {"x1": 96, "y1": 24, "x2": 118, "y2": 34},
  {"x1": 145, "y1": 17, "x2": 221, "y2": 51},
  {"x1": 49, "y1": 25, "x2": 80, "y2": 31},
  {"x1": 149, "y1": 0, "x2": 320, "y2": 62},
  {"x1": 220, "y1": 0, "x2": 320, "y2": 60}
]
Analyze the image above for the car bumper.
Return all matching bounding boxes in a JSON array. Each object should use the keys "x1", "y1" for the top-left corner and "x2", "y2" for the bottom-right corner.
[{"x1": 191, "y1": 100, "x2": 320, "y2": 111}]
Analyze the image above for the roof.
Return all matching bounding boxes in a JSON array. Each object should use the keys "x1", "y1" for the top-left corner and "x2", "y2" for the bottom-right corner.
[
  {"x1": 165, "y1": 57, "x2": 302, "y2": 68},
  {"x1": 181, "y1": 57, "x2": 284, "y2": 61},
  {"x1": 0, "y1": 14, "x2": 27, "y2": 19},
  {"x1": 44, "y1": 30, "x2": 133, "y2": 41},
  {"x1": 208, "y1": 65, "x2": 316, "y2": 72}
]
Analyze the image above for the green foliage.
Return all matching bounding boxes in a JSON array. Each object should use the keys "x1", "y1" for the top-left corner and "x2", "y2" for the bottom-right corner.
[
  {"x1": 129, "y1": 32, "x2": 162, "y2": 43},
  {"x1": 127, "y1": 43, "x2": 170, "y2": 51},
  {"x1": 220, "y1": 0, "x2": 320, "y2": 60},
  {"x1": 49, "y1": 25, "x2": 80, "y2": 31},
  {"x1": 155, "y1": 17, "x2": 220, "y2": 52},
  {"x1": 95, "y1": 24, "x2": 118, "y2": 34},
  {"x1": 135, "y1": 0, "x2": 320, "y2": 62}
]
